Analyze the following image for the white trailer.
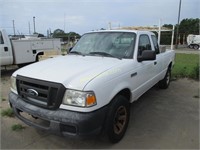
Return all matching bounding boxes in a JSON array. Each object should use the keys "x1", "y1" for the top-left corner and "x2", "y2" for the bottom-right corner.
[
  {"x1": 0, "y1": 29, "x2": 61, "y2": 66},
  {"x1": 187, "y1": 34, "x2": 200, "y2": 50}
]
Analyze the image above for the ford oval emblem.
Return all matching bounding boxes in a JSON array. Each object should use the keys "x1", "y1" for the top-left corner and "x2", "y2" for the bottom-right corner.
[{"x1": 27, "y1": 89, "x2": 38, "y2": 96}]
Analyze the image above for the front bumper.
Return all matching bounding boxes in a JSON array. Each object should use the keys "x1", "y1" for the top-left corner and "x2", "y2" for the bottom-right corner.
[{"x1": 9, "y1": 92, "x2": 108, "y2": 137}]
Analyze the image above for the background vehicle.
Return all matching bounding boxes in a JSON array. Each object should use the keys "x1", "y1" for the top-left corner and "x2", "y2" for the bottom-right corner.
[
  {"x1": 187, "y1": 34, "x2": 200, "y2": 50},
  {"x1": 9, "y1": 30, "x2": 175, "y2": 143},
  {"x1": 0, "y1": 29, "x2": 61, "y2": 66}
]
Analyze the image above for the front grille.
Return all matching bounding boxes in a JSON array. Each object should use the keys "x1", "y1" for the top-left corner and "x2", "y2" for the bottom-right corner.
[{"x1": 16, "y1": 75, "x2": 65, "y2": 109}]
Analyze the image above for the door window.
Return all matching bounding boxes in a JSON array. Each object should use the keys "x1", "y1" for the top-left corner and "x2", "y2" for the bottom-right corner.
[
  {"x1": 138, "y1": 34, "x2": 152, "y2": 56},
  {"x1": 151, "y1": 35, "x2": 160, "y2": 54}
]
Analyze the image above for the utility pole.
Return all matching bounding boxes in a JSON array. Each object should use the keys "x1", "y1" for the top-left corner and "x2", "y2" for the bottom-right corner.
[
  {"x1": 12, "y1": 20, "x2": 16, "y2": 35},
  {"x1": 33, "y1": 16, "x2": 36, "y2": 33},
  {"x1": 64, "y1": 13, "x2": 66, "y2": 32},
  {"x1": 28, "y1": 21, "x2": 31, "y2": 34},
  {"x1": 158, "y1": 19, "x2": 161, "y2": 45},
  {"x1": 108, "y1": 22, "x2": 112, "y2": 30},
  {"x1": 199, "y1": 19, "x2": 200, "y2": 35},
  {"x1": 175, "y1": 0, "x2": 182, "y2": 49}
]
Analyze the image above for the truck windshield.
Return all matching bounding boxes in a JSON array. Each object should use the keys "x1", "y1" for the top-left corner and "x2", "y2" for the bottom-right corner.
[{"x1": 71, "y1": 32, "x2": 136, "y2": 59}]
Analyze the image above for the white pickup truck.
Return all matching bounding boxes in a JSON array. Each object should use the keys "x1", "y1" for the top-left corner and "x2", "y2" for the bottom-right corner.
[
  {"x1": 0, "y1": 29, "x2": 61, "y2": 66},
  {"x1": 9, "y1": 30, "x2": 175, "y2": 143}
]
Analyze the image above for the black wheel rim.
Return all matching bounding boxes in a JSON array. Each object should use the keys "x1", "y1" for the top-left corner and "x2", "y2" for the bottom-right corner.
[
  {"x1": 194, "y1": 45, "x2": 199, "y2": 49},
  {"x1": 113, "y1": 106, "x2": 127, "y2": 135}
]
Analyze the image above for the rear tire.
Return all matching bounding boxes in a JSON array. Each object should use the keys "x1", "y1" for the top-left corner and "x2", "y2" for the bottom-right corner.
[
  {"x1": 189, "y1": 44, "x2": 194, "y2": 49},
  {"x1": 158, "y1": 68, "x2": 171, "y2": 89},
  {"x1": 193, "y1": 44, "x2": 199, "y2": 50},
  {"x1": 105, "y1": 95, "x2": 130, "y2": 143}
]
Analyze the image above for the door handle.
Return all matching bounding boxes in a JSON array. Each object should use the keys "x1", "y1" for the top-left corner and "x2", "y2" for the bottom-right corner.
[
  {"x1": 154, "y1": 61, "x2": 157, "y2": 65},
  {"x1": 131, "y1": 72, "x2": 137, "y2": 77},
  {"x1": 4, "y1": 47, "x2": 8, "y2": 52}
]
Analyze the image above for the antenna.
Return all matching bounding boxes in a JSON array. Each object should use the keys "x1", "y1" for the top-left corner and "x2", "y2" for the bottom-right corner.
[
  {"x1": 158, "y1": 19, "x2": 161, "y2": 45},
  {"x1": 28, "y1": 21, "x2": 31, "y2": 34}
]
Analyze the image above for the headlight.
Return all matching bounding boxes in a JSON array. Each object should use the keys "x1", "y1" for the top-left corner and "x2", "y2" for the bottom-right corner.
[
  {"x1": 11, "y1": 76, "x2": 17, "y2": 91},
  {"x1": 62, "y1": 90, "x2": 96, "y2": 107}
]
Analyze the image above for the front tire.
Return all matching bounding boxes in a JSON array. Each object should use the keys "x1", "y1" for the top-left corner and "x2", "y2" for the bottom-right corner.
[
  {"x1": 158, "y1": 68, "x2": 171, "y2": 89},
  {"x1": 105, "y1": 95, "x2": 130, "y2": 143}
]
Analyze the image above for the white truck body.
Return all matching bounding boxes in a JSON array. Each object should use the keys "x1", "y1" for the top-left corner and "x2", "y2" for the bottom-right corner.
[
  {"x1": 0, "y1": 29, "x2": 61, "y2": 66},
  {"x1": 187, "y1": 34, "x2": 200, "y2": 50},
  {"x1": 9, "y1": 30, "x2": 175, "y2": 143}
]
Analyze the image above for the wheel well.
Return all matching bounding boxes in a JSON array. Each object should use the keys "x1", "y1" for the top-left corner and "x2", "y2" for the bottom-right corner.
[
  {"x1": 36, "y1": 52, "x2": 44, "y2": 61},
  {"x1": 191, "y1": 44, "x2": 198, "y2": 46},
  {"x1": 116, "y1": 88, "x2": 131, "y2": 102},
  {"x1": 168, "y1": 62, "x2": 172, "y2": 70}
]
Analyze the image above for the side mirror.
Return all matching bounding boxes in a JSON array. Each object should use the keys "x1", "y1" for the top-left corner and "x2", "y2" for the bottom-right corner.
[
  {"x1": 68, "y1": 47, "x2": 73, "y2": 52},
  {"x1": 138, "y1": 50, "x2": 156, "y2": 62}
]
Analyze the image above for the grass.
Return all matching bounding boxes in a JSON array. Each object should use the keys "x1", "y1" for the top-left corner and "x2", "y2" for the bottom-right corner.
[
  {"x1": 11, "y1": 124, "x2": 25, "y2": 131},
  {"x1": 172, "y1": 53, "x2": 199, "y2": 80},
  {"x1": 1, "y1": 98, "x2": 6, "y2": 101},
  {"x1": 1, "y1": 108, "x2": 14, "y2": 117},
  {"x1": 193, "y1": 95, "x2": 199, "y2": 98}
]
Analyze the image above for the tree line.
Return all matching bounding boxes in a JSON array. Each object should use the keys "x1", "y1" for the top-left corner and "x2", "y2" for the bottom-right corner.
[
  {"x1": 51, "y1": 18, "x2": 199, "y2": 45},
  {"x1": 52, "y1": 29, "x2": 81, "y2": 43},
  {"x1": 160, "y1": 18, "x2": 199, "y2": 45}
]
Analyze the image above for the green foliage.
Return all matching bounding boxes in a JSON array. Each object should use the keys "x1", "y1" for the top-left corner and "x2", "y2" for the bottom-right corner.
[
  {"x1": 52, "y1": 29, "x2": 81, "y2": 42},
  {"x1": 52, "y1": 29, "x2": 66, "y2": 38},
  {"x1": 193, "y1": 63, "x2": 200, "y2": 79},
  {"x1": 160, "y1": 31, "x2": 173, "y2": 45},
  {"x1": 156, "y1": 24, "x2": 173, "y2": 45},
  {"x1": 11, "y1": 124, "x2": 25, "y2": 131},
  {"x1": 172, "y1": 53, "x2": 199, "y2": 79},
  {"x1": 1, "y1": 108, "x2": 14, "y2": 117},
  {"x1": 160, "y1": 18, "x2": 199, "y2": 45},
  {"x1": 179, "y1": 18, "x2": 199, "y2": 35},
  {"x1": 66, "y1": 32, "x2": 81, "y2": 38},
  {"x1": 178, "y1": 18, "x2": 200, "y2": 44},
  {"x1": 193, "y1": 95, "x2": 199, "y2": 98},
  {"x1": 33, "y1": 32, "x2": 45, "y2": 37},
  {"x1": 1, "y1": 98, "x2": 6, "y2": 101},
  {"x1": 163, "y1": 24, "x2": 173, "y2": 29}
]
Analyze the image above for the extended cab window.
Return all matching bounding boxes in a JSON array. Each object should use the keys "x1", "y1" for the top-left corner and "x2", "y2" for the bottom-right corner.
[
  {"x1": 151, "y1": 35, "x2": 160, "y2": 54},
  {"x1": 0, "y1": 31, "x2": 4, "y2": 44},
  {"x1": 138, "y1": 34, "x2": 152, "y2": 56}
]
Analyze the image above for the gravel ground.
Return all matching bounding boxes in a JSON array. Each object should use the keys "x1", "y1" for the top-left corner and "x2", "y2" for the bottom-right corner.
[{"x1": 0, "y1": 66, "x2": 199, "y2": 149}]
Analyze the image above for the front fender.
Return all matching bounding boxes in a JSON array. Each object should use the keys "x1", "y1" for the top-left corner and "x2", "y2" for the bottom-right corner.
[{"x1": 108, "y1": 81, "x2": 132, "y2": 103}]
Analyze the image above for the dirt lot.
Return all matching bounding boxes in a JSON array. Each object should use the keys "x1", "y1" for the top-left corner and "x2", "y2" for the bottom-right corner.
[{"x1": 0, "y1": 67, "x2": 199, "y2": 149}]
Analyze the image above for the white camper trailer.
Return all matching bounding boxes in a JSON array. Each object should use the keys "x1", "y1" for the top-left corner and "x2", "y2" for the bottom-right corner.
[{"x1": 187, "y1": 34, "x2": 200, "y2": 50}]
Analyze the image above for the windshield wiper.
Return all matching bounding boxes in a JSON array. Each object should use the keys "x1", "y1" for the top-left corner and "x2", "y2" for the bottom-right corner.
[
  {"x1": 88, "y1": 52, "x2": 121, "y2": 60},
  {"x1": 69, "y1": 51, "x2": 84, "y2": 56}
]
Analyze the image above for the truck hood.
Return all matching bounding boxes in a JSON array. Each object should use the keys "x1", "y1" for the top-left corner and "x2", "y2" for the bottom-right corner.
[{"x1": 13, "y1": 55, "x2": 122, "y2": 90}]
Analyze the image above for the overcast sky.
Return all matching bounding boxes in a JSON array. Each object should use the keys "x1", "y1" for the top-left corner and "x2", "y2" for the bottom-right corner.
[{"x1": 0, "y1": 0, "x2": 199, "y2": 35}]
